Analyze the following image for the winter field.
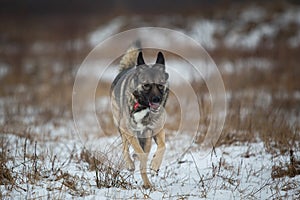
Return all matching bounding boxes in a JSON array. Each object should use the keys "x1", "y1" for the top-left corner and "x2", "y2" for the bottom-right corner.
[{"x1": 1, "y1": 2, "x2": 300, "y2": 199}]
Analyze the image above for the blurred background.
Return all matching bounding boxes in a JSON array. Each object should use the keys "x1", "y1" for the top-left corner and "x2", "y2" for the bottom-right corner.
[
  {"x1": 0, "y1": 0, "x2": 299, "y2": 154},
  {"x1": 0, "y1": 0, "x2": 300, "y2": 198}
]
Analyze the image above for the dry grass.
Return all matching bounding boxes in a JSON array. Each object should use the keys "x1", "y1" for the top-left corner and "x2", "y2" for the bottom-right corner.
[
  {"x1": 0, "y1": 1, "x2": 300, "y2": 198},
  {"x1": 0, "y1": 133, "x2": 133, "y2": 198},
  {"x1": 79, "y1": 148, "x2": 133, "y2": 189},
  {"x1": 272, "y1": 150, "x2": 300, "y2": 179}
]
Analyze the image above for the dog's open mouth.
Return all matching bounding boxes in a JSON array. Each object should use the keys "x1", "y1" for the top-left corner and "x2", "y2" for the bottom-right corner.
[{"x1": 149, "y1": 102, "x2": 160, "y2": 112}]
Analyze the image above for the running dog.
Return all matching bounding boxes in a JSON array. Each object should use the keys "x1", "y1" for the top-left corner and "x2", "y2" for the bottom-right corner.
[{"x1": 110, "y1": 42, "x2": 169, "y2": 188}]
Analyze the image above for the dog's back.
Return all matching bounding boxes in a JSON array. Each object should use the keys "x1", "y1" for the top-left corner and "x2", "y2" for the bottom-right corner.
[{"x1": 110, "y1": 42, "x2": 140, "y2": 127}]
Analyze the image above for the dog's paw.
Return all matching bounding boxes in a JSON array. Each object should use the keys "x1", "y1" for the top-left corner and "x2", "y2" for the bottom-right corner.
[
  {"x1": 150, "y1": 160, "x2": 160, "y2": 175},
  {"x1": 132, "y1": 153, "x2": 138, "y2": 160},
  {"x1": 143, "y1": 182, "x2": 152, "y2": 189},
  {"x1": 126, "y1": 160, "x2": 135, "y2": 172},
  {"x1": 150, "y1": 168, "x2": 159, "y2": 176}
]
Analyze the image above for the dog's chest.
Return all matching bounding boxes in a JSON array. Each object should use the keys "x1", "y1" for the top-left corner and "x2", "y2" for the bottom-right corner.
[{"x1": 133, "y1": 108, "x2": 150, "y2": 130}]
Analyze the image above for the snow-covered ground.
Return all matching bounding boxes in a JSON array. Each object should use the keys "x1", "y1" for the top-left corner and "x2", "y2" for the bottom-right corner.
[
  {"x1": 88, "y1": 5, "x2": 300, "y2": 50},
  {"x1": 1, "y1": 127, "x2": 299, "y2": 199},
  {"x1": 1, "y1": 3, "x2": 300, "y2": 200}
]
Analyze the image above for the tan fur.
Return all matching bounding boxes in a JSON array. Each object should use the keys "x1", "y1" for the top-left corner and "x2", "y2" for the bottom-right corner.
[
  {"x1": 119, "y1": 127, "x2": 165, "y2": 189},
  {"x1": 150, "y1": 129, "x2": 166, "y2": 174},
  {"x1": 119, "y1": 44, "x2": 140, "y2": 72}
]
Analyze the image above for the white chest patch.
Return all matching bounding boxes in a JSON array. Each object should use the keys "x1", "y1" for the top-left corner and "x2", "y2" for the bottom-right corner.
[
  {"x1": 133, "y1": 108, "x2": 149, "y2": 122},
  {"x1": 133, "y1": 108, "x2": 149, "y2": 130}
]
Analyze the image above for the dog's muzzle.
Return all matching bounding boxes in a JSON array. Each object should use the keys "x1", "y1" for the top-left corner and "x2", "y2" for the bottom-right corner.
[{"x1": 149, "y1": 96, "x2": 161, "y2": 112}]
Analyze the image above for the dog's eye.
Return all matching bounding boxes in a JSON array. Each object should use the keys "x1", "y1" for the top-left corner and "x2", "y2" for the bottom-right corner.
[
  {"x1": 157, "y1": 84, "x2": 165, "y2": 90},
  {"x1": 143, "y1": 84, "x2": 151, "y2": 90}
]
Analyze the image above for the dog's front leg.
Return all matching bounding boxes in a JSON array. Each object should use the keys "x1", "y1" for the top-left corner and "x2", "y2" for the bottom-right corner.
[
  {"x1": 125, "y1": 134, "x2": 151, "y2": 189},
  {"x1": 151, "y1": 129, "x2": 166, "y2": 175},
  {"x1": 120, "y1": 131, "x2": 135, "y2": 171}
]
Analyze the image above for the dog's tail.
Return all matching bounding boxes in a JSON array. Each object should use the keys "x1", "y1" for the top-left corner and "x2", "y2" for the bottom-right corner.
[{"x1": 119, "y1": 40, "x2": 141, "y2": 72}]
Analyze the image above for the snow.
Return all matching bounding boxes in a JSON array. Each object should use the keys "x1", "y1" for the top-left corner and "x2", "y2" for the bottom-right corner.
[
  {"x1": 240, "y1": 6, "x2": 267, "y2": 23},
  {"x1": 224, "y1": 23, "x2": 278, "y2": 50},
  {"x1": 223, "y1": 6, "x2": 300, "y2": 49},
  {"x1": 75, "y1": 60, "x2": 119, "y2": 82},
  {"x1": 288, "y1": 30, "x2": 300, "y2": 48},
  {"x1": 2, "y1": 125, "x2": 299, "y2": 199},
  {"x1": 2, "y1": 3, "x2": 300, "y2": 199},
  {"x1": 88, "y1": 17, "x2": 124, "y2": 47},
  {"x1": 0, "y1": 62, "x2": 9, "y2": 79},
  {"x1": 189, "y1": 20, "x2": 224, "y2": 50},
  {"x1": 75, "y1": 58, "x2": 217, "y2": 86},
  {"x1": 254, "y1": 91, "x2": 272, "y2": 109},
  {"x1": 220, "y1": 57, "x2": 272, "y2": 74},
  {"x1": 85, "y1": 6, "x2": 300, "y2": 51},
  {"x1": 278, "y1": 7, "x2": 300, "y2": 26},
  {"x1": 85, "y1": 5, "x2": 300, "y2": 50}
]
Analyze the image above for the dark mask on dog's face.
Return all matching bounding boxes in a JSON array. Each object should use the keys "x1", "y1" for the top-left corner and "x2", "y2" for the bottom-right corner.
[{"x1": 134, "y1": 52, "x2": 169, "y2": 111}]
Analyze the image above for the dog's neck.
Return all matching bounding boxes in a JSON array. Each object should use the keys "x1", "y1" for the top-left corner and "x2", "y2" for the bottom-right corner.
[
  {"x1": 131, "y1": 101, "x2": 148, "y2": 114},
  {"x1": 130, "y1": 91, "x2": 148, "y2": 115},
  {"x1": 133, "y1": 102, "x2": 140, "y2": 111}
]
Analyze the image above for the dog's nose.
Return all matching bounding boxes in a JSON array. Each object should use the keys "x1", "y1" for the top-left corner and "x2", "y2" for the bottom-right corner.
[{"x1": 152, "y1": 96, "x2": 161, "y2": 103}]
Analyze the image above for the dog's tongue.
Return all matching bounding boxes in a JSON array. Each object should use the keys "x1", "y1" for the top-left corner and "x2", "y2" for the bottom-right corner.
[{"x1": 149, "y1": 102, "x2": 160, "y2": 110}]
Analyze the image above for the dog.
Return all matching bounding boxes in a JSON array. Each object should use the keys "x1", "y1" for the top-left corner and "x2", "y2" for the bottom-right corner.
[{"x1": 110, "y1": 42, "x2": 169, "y2": 188}]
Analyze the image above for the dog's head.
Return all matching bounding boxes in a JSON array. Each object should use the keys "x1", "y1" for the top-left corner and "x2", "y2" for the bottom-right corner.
[{"x1": 133, "y1": 51, "x2": 169, "y2": 112}]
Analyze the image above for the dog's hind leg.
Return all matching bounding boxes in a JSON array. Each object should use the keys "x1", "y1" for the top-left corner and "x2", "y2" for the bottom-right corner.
[
  {"x1": 150, "y1": 129, "x2": 166, "y2": 175},
  {"x1": 140, "y1": 129, "x2": 152, "y2": 154},
  {"x1": 143, "y1": 136, "x2": 152, "y2": 155},
  {"x1": 120, "y1": 130, "x2": 135, "y2": 171}
]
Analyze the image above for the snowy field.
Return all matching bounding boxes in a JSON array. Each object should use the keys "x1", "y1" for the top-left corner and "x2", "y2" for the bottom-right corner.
[
  {"x1": 1, "y1": 2, "x2": 300, "y2": 199},
  {"x1": 1, "y1": 121, "x2": 299, "y2": 199},
  {"x1": 1, "y1": 126, "x2": 300, "y2": 199}
]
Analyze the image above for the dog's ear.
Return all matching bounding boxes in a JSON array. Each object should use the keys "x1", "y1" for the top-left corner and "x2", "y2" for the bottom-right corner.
[
  {"x1": 155, "y1": 52, "x2": 165, "y2": 65},
  {"x1": 136, "y1": 52, "x2": 148, "y2": 73},
  {"x1": 153, "y1": 52, "x2": 166, "y2": 72},
  {"x1": 154, "y1": 52, "x2": 168, "y2": 80},
  {"x1": 137, "y1": 51, "x2": 145, "y2": 66}
]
